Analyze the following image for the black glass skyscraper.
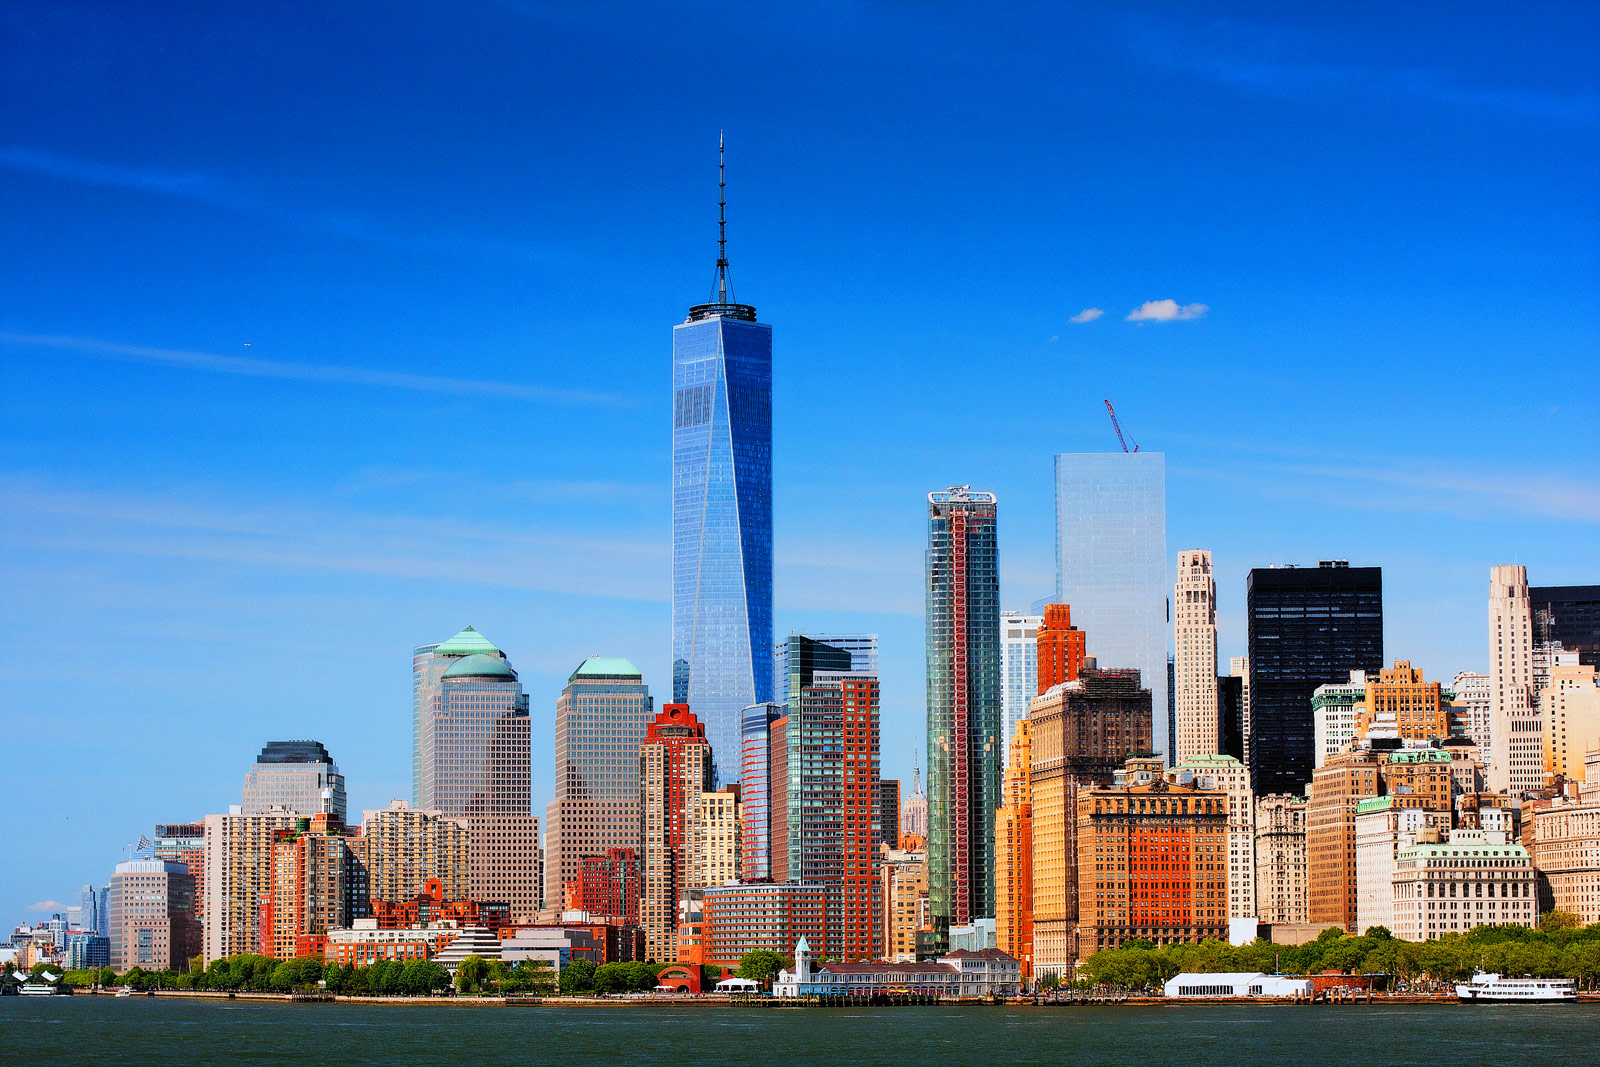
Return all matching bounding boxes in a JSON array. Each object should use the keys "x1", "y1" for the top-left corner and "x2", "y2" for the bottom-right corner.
[
  {"x1": 1246, "y1": 560, "x2": 1382, "y2": 795},
  {"x1": 1530, "y1": 584, "x2": 1600, "y2": 666}
]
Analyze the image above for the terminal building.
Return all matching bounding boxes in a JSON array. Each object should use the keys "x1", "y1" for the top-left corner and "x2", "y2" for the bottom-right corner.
[{"x1": 1163, "y1": 972, "x2": 1313, "y2": 998}]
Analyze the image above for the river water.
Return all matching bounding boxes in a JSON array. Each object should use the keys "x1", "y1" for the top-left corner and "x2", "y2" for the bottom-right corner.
[{"x1": 5, "y1": 996, "x2": 1594, "y2": 1065}]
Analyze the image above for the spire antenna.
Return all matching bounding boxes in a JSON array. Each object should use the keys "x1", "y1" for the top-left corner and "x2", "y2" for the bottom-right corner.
[{"x1": 687, "y1": 132, "x2": 755, "y2": 322}]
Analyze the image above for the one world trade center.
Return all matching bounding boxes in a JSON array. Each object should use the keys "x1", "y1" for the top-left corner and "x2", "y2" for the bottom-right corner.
[{"x1": 672, "y1": 139, "x2": 772, "y2": 782}]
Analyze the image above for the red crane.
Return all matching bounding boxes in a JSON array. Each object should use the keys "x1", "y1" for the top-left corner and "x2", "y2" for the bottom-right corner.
[{"x1": 1104, "y1": 399, "x2": 1138, "y2": 453}]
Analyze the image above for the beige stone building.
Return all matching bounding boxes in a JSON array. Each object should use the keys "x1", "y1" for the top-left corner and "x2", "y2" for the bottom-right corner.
[
  {"x1": 1173, "y1": 550, "x2": 1219, "y2": 765},
  {"x1": 1352, "y1": 797, "x2": 1449, "y2": 934},
  {"x1": 880, "y1": 839, "x2": 928, "y2": 962},
  {"x1": 109, "y1": 859, "x2": 200, "y2": 971},
  {"x1": 1254, "y1": 794, "x2": 1308, "y2": 924},
  {"x1": 358, "y1": 800, "x2": 470, "y2": 905},
  {"x1": 689, "y1": 788, "x2": 742, "y2": 889},
  {"x1": 639, "y1": 703, "x2": 713, "y2": 961},
  {"x1": 1391, "y1": 828, "x2": 1536, "y2": 940},
  {"x1": 1541, "y1": 662, "x2": 1600, "y2": 782},
  {"x1": 1357, "y1": 661, "x2": 1448, "y2": 743},
  {"x1": 1529, "y1": 785, "x2": 1600, "y2": 924}
]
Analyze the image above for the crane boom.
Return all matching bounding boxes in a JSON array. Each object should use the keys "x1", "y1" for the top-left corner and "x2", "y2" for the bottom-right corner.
[{"x1": 1104, "y1": 399, "x2": 1138, "y2": 453}]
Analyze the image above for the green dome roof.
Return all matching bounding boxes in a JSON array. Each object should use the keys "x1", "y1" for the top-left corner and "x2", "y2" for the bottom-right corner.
[
  {"x1": 442, "y1": 653, "x2": 517, "y2": 680},
  {"x1": 569, "y1": 656, "x2": 642, "y2": 682},
  {"x1": 435, "y1": 626, "x2": 502, "y2": 657}
]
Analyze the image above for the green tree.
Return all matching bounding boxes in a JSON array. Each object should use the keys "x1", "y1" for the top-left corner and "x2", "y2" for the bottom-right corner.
[
  {"x1": 455, "y1": 955, "x2": 489, "y2": 994},
  {"x1": 559, "y1": 958, "x2": 596, "y2": 994},
  {"x1": 1541, "y1": 909, "x2": 1581, "y2": 933},
  {"x1": 592, "y1": 962, "x2": 631, "y2": 994},
  {"x1": 735, "y1": 949, "x2": 787, "y2": 985}
]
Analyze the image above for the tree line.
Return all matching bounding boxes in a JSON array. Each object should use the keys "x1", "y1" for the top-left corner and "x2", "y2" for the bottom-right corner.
[{"x1": 1075, "y1": 914, "x2": 1600, "y2": 991}]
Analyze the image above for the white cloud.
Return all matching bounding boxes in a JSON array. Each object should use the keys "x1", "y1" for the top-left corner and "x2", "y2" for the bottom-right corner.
[
  {"x1": 1126, "y1": 299, "x2": 1209, "y2": 322},
  {"x1": 1046, "y1": 334, "x2": 1060, "y2": 343},
  {"x1": 1069, "y1": 307, "x2": 1104, "y2": 324},
  {"x1": 28, "y1": 900, "x2": 68, "y2": 912}
]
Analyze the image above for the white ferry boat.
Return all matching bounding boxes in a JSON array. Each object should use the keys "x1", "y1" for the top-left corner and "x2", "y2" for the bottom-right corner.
[{"x1": 1454, "y1": 971, "x2": 1576, "y2": 1002}]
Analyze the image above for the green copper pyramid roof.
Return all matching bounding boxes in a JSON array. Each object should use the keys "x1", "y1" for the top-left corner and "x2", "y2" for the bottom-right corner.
[
  {"x1": 435, "y1": 626, "x2": 502, "y2": 657},
  {"x1": 569, "y1": 656, "x2": 642, "y2": 682}
]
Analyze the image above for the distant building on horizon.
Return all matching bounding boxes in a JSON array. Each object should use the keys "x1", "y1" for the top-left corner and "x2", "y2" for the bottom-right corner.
[
  {"x1": 1054, "y1": 451, "x2": 1169, "y2": 764},
  {"x1": 241, "y1": 740, "x2": 346, "y2": 823},
  {"x1": 901, "y1": 755, "x2": 928, "y2": 841},
  {"x1": 925, "y1": 487, "x2": 1001, "y2": 944},
  {"x1": 545, "y1": 657, "x2": 653, "y2": 911},
  {"x1": 1247, "y1": 561, "x2": 1383, "y2": 796},
  {"x1": 671, "y1": 147, "x2": 773, "y2": 785}
]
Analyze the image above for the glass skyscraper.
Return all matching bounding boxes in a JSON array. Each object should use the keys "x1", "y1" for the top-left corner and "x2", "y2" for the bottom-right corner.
[
  {"x1": 671, "y1": 162, "x2": 773, "y2": 785},
  {"x1": 240, "y1": 740, "x2": 346, "y2": 822},
  {"x1": 1054, "y1": 452, "x2": 1169, "y2": 762},
  {"x1": 999, "y1": 610, "x2": 1042, "y2": 753},
  {"x1": 925, "y1": 487, "x2": 1001, "y2": 938}
]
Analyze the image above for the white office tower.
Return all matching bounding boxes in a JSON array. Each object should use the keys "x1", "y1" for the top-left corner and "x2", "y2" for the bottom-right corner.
[
  {"x1": 1173, "y1": 551, "x2": 1219, "y2": 764},
  {"x1": 1451, "y1": 671, "x2": 1493, "y2": 752},
  {"x1": 999, "y1": 611, "x2": 1042, "y2": 752},
  {"x1": 1488, "y1": 565, "x2": 1540, "y2": 794}
]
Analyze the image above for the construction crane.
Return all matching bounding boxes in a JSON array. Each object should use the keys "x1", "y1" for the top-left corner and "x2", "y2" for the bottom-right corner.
[{"x1": 1104, "y1": 399, "x2": 1139, "y2": 453}]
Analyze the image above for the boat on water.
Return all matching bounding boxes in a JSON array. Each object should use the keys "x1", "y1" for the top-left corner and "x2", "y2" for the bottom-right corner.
[{"x1": 1455, "y1": 971, "x2": 1576, "y2": 1002}]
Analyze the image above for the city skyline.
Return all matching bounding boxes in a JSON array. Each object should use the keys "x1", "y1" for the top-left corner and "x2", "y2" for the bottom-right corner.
[{"x1": 3, "y1": 3, "x2": 1597, "y2": 925}]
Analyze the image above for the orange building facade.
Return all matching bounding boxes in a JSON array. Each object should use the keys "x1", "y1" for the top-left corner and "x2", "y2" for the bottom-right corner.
[
  {"x1": 994, "y1": 719, "x2": 1034, "y2": 976},
  {"x1": 1036, "y1": 604, "x2": 1087, "y2": 693},
  {"x1": 1074, "y1": 758, "x2": 1229, "y2": 962}
]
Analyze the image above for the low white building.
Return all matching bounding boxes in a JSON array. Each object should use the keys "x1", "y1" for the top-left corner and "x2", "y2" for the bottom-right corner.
[
  {"x1": 773, "y1": 938, "x2": 1021, "y2": 998},
  {"x1": 1391, "y1": 828, "x2": 1536, "y2": 941},
  {"x1": 1164, "y1": 972, "x2": 1312, "y2": 998}
]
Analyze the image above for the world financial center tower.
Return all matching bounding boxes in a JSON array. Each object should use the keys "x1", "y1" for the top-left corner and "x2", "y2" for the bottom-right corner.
[{"x1": 671, "y1": 141, "x2": 773, "y2": 783}]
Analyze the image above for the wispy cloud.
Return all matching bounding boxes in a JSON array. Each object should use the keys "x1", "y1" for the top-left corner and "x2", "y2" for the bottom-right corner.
[
  {"x1": 28, "y1": 900, "x2": 67, "y2": 912},
  {"x1": 1131, "y1": 24, "x2": 1599, "y2": 124},
  {"x1": 0, "y1": 146, "x2": 558, "y2": 262},
  {"x1": 1184, "y1": 456, "x2": 1600, "y2": 525},
  {"x1": 0, "y1": 478, "x2": 670, "y2": 603},
  {"x1": 1126, "y1": 299, "x2": 1208, "y2": 322},
  {"x1": 0, "y1": 333, "x2": 630, "y2": 408},
  {"x1": 1069, "y1": 307, "x2": 1104, "y2": 324}
]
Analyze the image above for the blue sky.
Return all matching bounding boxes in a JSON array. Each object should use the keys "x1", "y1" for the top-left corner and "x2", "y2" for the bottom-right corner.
[{"x1": 2, "y1": 1, "x2": 1596, "y2": 923}]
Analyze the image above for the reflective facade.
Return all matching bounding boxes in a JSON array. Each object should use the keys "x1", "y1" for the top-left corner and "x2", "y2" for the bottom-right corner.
[
  {"x1": 1054, "y1": 451, "x2": 1169, "y2": 763},
  {"x1": 925, "y1": 487, "x2": 1001, "y2": 936},
  {"x1": 240, "y1": 740, "x2": 346, "y2": 822},
  {"x1": 739, "y1": 701, "x2": 786, "y2": 881},
  {"x1": 672, "y1": 309, "x2": 773, "y2": 783},
  {"x1": 1000, "y1": 611, "x2": 1042, "y2": 754},
  {"x1": 413, "y1": 626, "x2": 506, "y2": 809}
]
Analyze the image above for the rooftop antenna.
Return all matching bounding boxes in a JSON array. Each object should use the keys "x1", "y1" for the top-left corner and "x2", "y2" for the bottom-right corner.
[{"x1": 712, "y1": 131, "x2": 734, "y2": 305}]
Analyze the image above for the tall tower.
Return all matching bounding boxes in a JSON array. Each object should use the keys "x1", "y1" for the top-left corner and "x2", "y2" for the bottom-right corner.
[
  {"x1": 672, "y1": 137, "x2": 773, "y2": 784},
  {"x1": 902, "y1": 752, "x2": 929, "y2": 840},
  {"x1": 1246, "y1": 562, "x2": 1383, "y2": 796},
  {"x1": 414, "y1": 626, "x2": 507, "y2": 809},
  {"x1": 1173, "y1": 550, "x2": 1220, "y2": 764},
  {"x1": 1054, "y1": 452, "x2": 1168, "y2": 762},
  {"x1": 545, "y1": 657, "x2": 653, "y2": 912},
  {"x1": 925, "y1": 486, "x2": 1001, "y2": 938},
  {"x1": 1488, "y1": 564, "x2": 1537, "y2": 793}
]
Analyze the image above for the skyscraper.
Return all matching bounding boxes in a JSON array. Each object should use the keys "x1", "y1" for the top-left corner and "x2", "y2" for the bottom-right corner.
[
  {"x1": 901, "y1": 754, "x2": 929, "y2": 841},
  {"x1": 672, "y1": 141, "x2": 773, "y2": 785},
  {"x1": 1036, "y1": 603, "x2": 1086, "y2": 692},
  {"x1": 413, "y1": 626, "x2": 506, "y2": 807},
  {"x1": 358, "y1": 800, "x2": 470, "y2": 906},
  {"x1": 1530, "y1": 583, "x2": 1600, "y2": 666},
  {"x1": 1054, "y1": 452, "x2": 1169, "y2": 763},
  {"x1": 415, "y1": 640, "x2": 540, "y2": 920},
  {"x1": 545, "y1": 657, "x2": 653, "y2": 910},
  {"x1": 1000, "y1": 611, "x2": 1043, "y2": 753},
  {"x1": 1488, "y1": 565, "x2": 1540, "y2": 794},
  {"x1": 1246, "y1": 561, "x2": 1383, "y2": 796},
  {"x1": 639, "y1": 703, "x2": 713, "y2": 961},
  {"x1": 1173, "y1": 550, "x2": 1220, "y2": 764},
  {"x1": 784, "y1": 643, "x2": 882, "y2": 960},
  {"x1": 241, "y1": 741, "x2": 346, "y2": 823},
  {"x1": 109, "y1": 859, "x2": 200, "y2": 971},
  {"x1": 925, "y1": 487, "x2": 1001, "y2": 938}
]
